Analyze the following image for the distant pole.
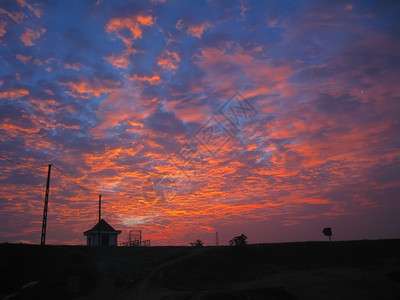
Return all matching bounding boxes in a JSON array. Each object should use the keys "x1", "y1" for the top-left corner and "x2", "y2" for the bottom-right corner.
[
  {"x1": 40, "y1": 164, "x2": 52, "y2": 245},
  {"x1": 98, "y1": 194, "x2": 101, "y2": 222},
  {"x1": 216, "y1": 232, "x2": 219, "y2": 246}
]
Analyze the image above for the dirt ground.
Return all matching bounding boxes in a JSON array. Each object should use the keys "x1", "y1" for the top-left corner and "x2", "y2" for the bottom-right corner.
[{"x1": 1, "y1": 239, "x2": 400, "y2": 299}]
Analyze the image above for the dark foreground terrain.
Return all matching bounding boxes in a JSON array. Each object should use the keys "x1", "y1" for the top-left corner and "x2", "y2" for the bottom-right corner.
[{"x1": 1, "y1": 239, "x2": 400, "y2": 299}]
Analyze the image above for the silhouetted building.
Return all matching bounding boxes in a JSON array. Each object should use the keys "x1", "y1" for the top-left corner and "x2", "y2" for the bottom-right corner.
[{"x1": 83, "y1": 219, "x2": 121, "y2": 246}]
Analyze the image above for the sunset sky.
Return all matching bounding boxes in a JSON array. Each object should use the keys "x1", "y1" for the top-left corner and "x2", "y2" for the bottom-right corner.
[{"x1": 0, "y1": 0, "x2": 399, "y2": 246}]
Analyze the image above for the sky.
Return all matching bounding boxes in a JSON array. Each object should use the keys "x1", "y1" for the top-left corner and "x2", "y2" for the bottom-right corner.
[{"x1": 0, "y1": 0, "x2": 399, "y2": 246}]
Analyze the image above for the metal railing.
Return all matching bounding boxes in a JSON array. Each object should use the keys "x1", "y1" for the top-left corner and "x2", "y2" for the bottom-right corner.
[{"x1": 119, "y1": 239, "x2": 151, "y2": 247}]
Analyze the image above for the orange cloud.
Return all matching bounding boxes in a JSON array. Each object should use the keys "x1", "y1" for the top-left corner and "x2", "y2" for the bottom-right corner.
[
  {"x1": 105, "y1": 14, "x2": 154, "y2": 71},
  {"x1": 0, "y1": 20, "x2": 6, "y2": 37},
  {"x1": 158, "y1": 50, "x2": 180, "y2": 69},
  {"x1": 66, "y1": 82, "x2": 109, "y2": 97},
  {"x1": 106, "y1": 14, "x2": 154, "y2": 41},
  {"x1": 0, "y1": 8, "x2": 24, "y2": 24},
  {"x1": 130, "y1": 74, "x2": 162, "y2": 85},
  {"x1": 60, "y1": 78, "x2": 119, "y2": 98},
  {"x1": 186, "y1": 22, "x2": 211, "y2": 38},
  {"x1": 20, "y1": 27, "x2": 46, "y2": 46},
  {"x1": 0, "y1": 88, "x2": 29, "y2": 99},
  {"x1": 136, "y1": 15, "x2": 154, "y2": 26},
  {"x1": 0, "y1": 119, "x2": 40, "y2": 134},
  {"x1": 104, "y1": 54, "x2": 129, "y2": 69},
  {"x1": 89, "y1": 85, "x2": 154, "y2": 138},
  {"x1": 17, "y1": 0, "x2": 42, "y2": 18},
  {"x1": 16, "y1": 54, "x2": 32, "y2": 64}
]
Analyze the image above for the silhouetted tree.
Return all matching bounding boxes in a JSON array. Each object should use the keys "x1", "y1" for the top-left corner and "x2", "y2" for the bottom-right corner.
[
  {"x1": 229, "y1": 234, "x2": 247, "y2": 246},
  {"x1": 189, "y1": 239, "x2": 204, "y2": 247}
]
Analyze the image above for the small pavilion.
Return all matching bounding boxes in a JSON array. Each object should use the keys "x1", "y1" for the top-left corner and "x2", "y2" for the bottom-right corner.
[
  {"x1": 83, "y1": 219, "x2": 121, "y2": 246},
  {"x1": 83, "y1": 195, "x2": 121, "y2": 246}
]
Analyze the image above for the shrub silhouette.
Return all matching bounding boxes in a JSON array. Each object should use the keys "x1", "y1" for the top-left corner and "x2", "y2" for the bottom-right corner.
[
  {"x1": 189, "y1": 239, "x2": 204, "y2": 247},
  {"x1": 229, "y1": 234, "x2": 247, "y2": 246}
]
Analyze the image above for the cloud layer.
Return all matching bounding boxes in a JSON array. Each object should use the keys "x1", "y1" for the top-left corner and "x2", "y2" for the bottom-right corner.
[{"x1": 0, "y1": 0, "x2": 399, "y2": 245}]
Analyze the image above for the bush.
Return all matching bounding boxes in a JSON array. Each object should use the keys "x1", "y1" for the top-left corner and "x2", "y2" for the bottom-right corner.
[{"x1": 189, "y1": 239, "x2": 204, "y2": 247}]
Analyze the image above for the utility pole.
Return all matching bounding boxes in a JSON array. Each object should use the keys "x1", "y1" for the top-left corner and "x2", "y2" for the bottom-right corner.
[
  {"x1": 216, "y1": 232, "x2": 219, "y2": 246},
  {"x1": 40, "y1": 164, "x2": 52, "y2": 245}
]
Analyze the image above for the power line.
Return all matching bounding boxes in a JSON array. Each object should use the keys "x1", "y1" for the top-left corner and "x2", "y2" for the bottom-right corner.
[
  {"x1": 0, "y1": 155, "x2": 92, "y2": 191},
  {"x1": 52, "y1": 164, "x2": 123, "y2": 195},
  {"x1": 52, "y1": 163, "x2": 95, "y2": 193},
  {"x1": 0, "y1": 155, "x2": 94, "y2": 192},
  {"x1": 0, "y1": 155, "x2": 133, "y2": 197},
  {"x1": 0, "y1": 155, "x2": 45, "y2": 170}
]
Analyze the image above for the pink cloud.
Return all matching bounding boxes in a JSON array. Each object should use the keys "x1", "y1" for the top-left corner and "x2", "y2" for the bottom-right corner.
[
  {"x1": 20, "y1": 27, "x2": 46, "y2": 46},
  {"x1": 105, "y1": 14, "x2": 154, "y2": 71},
  {"x1": 65, "y1": 62, "x2": 82, "y2": 71},
  {"x1": 194, "y1": 43, "x2": 294, "y2": 100},
  {"x1": 17, "y1": 0, "x2": 42, "y2": 18},
  {"x1": 104, "y1": 54, "x2": 130, "y2": 69},
  {"x1": 1, "y1": 118, "x2": 40, "y2": 135},
  {"x1": 130, "y1": 74, "x2": 162, "y2": 85},
  {"x1": 0, "y1": 8, "x2": 24, "y2": 24},
  {"x1": 89, "y1": 86, "x2": 156, "y2": 138},
  {"x1": 16, "y1": 54, "x2": 32, "y2": 64},
  {"x1": 60, "y1": 78, "x2": 120, "y2": 98},
  {"x1": 157, "y1": 50, "x2": 180, "y2": 71},
  {"x1": 0, "y1": 88, "x2": 29, "y2": 99},
  {"x1": 175, "y1": 18, "x2": 183, "y2": 30},
  {"x1": 106, "y1": 14, "x2": 154, "y2": 41},
  {"x1": 186, "y1": 22, "x2": 211, "y2": 38},
  {"x1": 0, "y1": 20, "x2": 6, "y2": 37}
]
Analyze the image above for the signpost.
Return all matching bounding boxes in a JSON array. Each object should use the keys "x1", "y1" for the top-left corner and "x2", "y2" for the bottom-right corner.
[{"x1": 323, "y1": 227, "x2": 332, "y2": 242}]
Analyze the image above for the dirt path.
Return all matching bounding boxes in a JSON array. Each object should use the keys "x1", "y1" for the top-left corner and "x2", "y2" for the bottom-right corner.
[{"x1": 115, "y1": 247, "x2": 207, "y2": 299}]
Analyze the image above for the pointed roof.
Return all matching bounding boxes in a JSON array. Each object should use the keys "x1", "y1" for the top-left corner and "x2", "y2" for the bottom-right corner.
[{"x1": 84, "y1": 219, "x2": 121, "y2": 235}]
